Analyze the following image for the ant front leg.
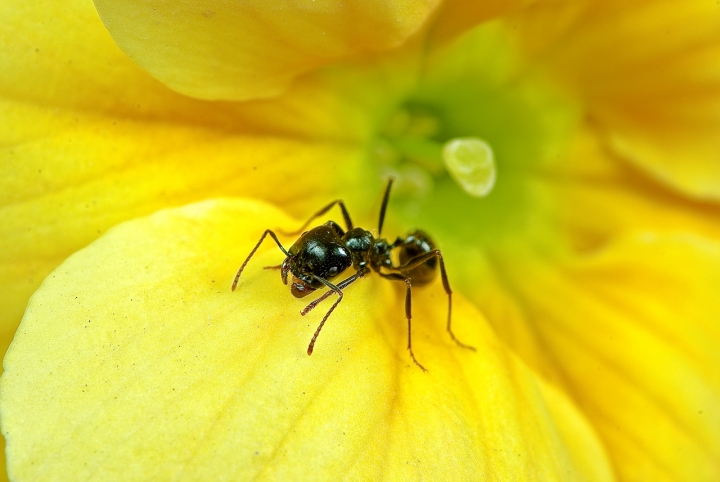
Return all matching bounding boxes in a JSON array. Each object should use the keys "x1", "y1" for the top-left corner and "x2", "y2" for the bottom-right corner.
[
  {"x1": 301, "y1": 267, "x2": 369, "y2": 316},
  {"x1": 279, "y1": 199, "x2": 354, "y2": 236},
  {"x1": 306, "y1": 276, "x2": 347, "y2": 356},
  {"x1": 379, "y1": 272, "x2": 427, "y2": 372},
  {"x1": 394, "y1": 250, "x2": 476, "y2": 352},
  {"x1": 231, "y1": 230, "x2": 289, "y2": 291}
]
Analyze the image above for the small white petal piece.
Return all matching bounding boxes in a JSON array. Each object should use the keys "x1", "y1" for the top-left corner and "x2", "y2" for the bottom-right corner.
[{"x1": 442, "y1": 137, "x2": 497, "y2": 197}]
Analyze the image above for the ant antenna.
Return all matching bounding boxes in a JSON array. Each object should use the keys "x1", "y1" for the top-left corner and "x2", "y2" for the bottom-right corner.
[
  {"x1": 377, "y1": 177, "x2": 394, "y2": 235},
  {"x1": 231, "y1": 230, "x2": 289, "y2": 291}
]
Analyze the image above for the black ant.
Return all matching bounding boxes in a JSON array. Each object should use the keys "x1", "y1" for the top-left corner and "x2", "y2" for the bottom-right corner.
[{"x1": 231, "y1": 177, "x2": 475, "y2": 371}]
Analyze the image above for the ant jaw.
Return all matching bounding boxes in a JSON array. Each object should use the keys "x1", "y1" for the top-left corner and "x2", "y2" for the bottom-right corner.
[
  {"x1": 290, "y1": 276, "x2": 315, "y2": 298},
  {"x1": 282, "y1": 257, "x2": 316, "y2": 298},
  {"x1": 280, "y1": 258, "x2": 291, "y2": 285}
]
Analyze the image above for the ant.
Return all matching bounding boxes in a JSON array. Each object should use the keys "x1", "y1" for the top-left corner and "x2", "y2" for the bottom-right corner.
[{"x1": 231, "y1": 177, "x2": 475, "y2": 371}]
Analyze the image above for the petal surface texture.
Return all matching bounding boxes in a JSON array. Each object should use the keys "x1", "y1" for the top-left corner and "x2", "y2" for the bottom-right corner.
[
  {"x1": 0, "y1": 0, "x2": 378, "y2": 358},
  {"x1": 488, "y1": 236, "x2": 720, "y2": 482},
  {"x1": 3, "y1": 0, "x2": 720, "y2": 481},
  {"x1": 93, "y1": 0, "x2": 440, "y2": 100},
  {"x1": 0, "y1": 200, "x2": 613, "y2": 481},
  {"x1": 465, "y1": 132, "x2": 720, "y2": 482}
]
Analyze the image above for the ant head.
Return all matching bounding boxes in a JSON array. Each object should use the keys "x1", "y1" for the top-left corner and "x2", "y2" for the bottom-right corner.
[{"x1": 282, "y1": 256, "x2": 316, "y2": 298}]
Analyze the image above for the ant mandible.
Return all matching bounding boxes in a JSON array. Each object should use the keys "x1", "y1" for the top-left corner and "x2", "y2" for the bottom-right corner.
[{"x1": 231, "y1": 177, "x2": 475, "y2": 371}]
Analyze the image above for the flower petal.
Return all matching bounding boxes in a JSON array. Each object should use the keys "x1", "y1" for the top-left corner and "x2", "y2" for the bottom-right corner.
[
  {"x1": 489, "y1": 235, "x2": 720, "y2": 481},
  {"x1": 1, "y1": 0, "x2": 428, "y2": 348},
  {"x1": 428, "y1": 0, "x2": 535, "y2": 44},
  {"x1": 1, "y1": 0, "x2": 400, "y2": 138},
  {"x1": 1, "y1": 200, "x2": 614, "y2": 481},
  {"x1": 0, "y1": 100, "x2": 364, "y2": 363},
  {"x1": 1, "y1": 0, "x2": 205, "y2": 119},
  {"x1": 516, "y1": 0, "x2": 720, "y2": 199},
  {"x1": 93, "y1": 0, "x2": 440, "y2": 100},
  {"x1": 479, "y1": 132, "x2": 720, "y2": 480},
  {"x1": 549, "y1": 128, "x2": 720, "y2": 253}
]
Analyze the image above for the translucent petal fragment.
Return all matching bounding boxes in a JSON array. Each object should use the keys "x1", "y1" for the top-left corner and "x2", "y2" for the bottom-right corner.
[
  {"x1": 442, "y1": 137, "x2": 497, "y2": 197},
  {"x1": 93, "y1": 0, "x2": 440, "y2": 100},
  {"x1": 1, "y1": 201, "x2": 613, "y2": 481}
]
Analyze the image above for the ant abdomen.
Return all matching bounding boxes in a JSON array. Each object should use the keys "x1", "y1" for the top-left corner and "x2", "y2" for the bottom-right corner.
[{"x1": 397, "y1": 230, "x2": 438, "y2": 286}]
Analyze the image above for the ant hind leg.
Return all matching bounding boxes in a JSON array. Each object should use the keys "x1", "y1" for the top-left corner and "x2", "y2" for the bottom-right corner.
[
  {"x1": 436, "y1": 255, "x2": 476, "y2": 352},
  {"x1": 392, "y1": 250, "x2": 476, "y2": 352},
  {"x1": 380, "y1": 272, "x2": 427, "y2": 372}
]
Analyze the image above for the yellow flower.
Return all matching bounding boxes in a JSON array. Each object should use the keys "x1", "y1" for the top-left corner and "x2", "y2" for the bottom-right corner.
[{"x1": 1, "y1": 0, "x2": 719, "y2": 481}]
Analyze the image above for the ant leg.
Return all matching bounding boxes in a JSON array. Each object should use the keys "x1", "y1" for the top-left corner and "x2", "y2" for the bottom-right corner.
[
  {"x1": 301, "y1": 267, "x2": 369, "y2": 316},
  {"x1": 379, "y1": 272, "x2": 427, "y2": 372},
  {"x1": 306, "y1": 277, "x2": 345, "y2": 356},
  {"x1": 436, "y1": 255, "x2": 476, "y2": 352},
  {"x1": 377, "y1": 177, "x2": 395, "y2": 236},
  {"x1": 231, "y1": 230, "x2": 289, "y2": 291},
  {"x1": 392, "y1": 250, "x2": 476, "y2": 352},
  {"x1": 279, "y1": 200, "x2": 353, "y2": 236}
]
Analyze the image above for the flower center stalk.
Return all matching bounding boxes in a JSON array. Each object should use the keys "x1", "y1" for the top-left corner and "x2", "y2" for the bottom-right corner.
[{"x1": 442, "y1": 138, "x2": 496, "y2": 197}]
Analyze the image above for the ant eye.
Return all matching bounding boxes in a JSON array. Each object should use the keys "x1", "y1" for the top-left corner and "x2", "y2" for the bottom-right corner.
[{"x1": 327, "y1": 267, "x2": 338, "y2": 276}]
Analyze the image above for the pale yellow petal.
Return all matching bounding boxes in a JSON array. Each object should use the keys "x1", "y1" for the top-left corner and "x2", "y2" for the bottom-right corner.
[
  {"x1": 0, "y1": 100, "x2": 365, "y2": 363},
  {"x1": 0, "y1": 0, "x2": 211, "y2": 119},
  {"x1": 93, "y1": 0, "x2": 440, "y2": 100},
  {"x1": 0, "y1": 0, "x2": 423, "y2": 374},
  {"x1": 1, "y1": 200, "x2": 614, "y2": 481},
  {"x1": 488, "y1": 236, "x2": 720, "y2": 482},
  {"x1": 515, "y1": 0, "x2": 720, "y2": 199},
  {"x1": 0, "y1": 94, "x2": 410, "y2": 345},
  {"x1": 2, "y1": 0, "x2": 411, "y2": 139}
]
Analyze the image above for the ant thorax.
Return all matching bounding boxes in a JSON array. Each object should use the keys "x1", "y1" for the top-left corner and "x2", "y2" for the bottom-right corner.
[
  {"x1": 341, "y1": 227, "x2": 374, "y2": 269},
  {"x1": 369, "y1": 238, "x2": 394, "y2": 271}
]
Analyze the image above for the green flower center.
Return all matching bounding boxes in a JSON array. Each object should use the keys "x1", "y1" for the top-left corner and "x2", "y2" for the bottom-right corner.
[{"x1": 372, "y1": 21, "x2": 581, "y2": 258}]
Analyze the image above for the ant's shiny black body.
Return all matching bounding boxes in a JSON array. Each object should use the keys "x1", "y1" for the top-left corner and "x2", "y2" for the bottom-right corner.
[{"x1": 231, "y1": 178, "x2": 474, "y2": 370}]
